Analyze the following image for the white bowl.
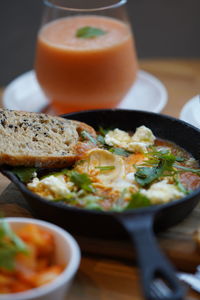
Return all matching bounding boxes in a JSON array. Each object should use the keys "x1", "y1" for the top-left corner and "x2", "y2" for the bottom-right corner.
[
  {"x1": 180, "y1": 94, "x2": 200, "y2": 129},
  {"x1": 0, "y1": 218, "x2": 81, "y2": 300}
]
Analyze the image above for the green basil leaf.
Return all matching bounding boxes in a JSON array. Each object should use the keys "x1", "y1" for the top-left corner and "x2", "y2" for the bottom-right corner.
[
  {"x1": 84, "y1": 202, "x2": 104, "y2": 211},
  {"x1": 125, "y1": 192, "x2": 151, "y2": 210},
  {"x1": 81, "y1": 195, "x2": 103, "y2": 211},
  {"x1": 76, "y1": 26, "x2": 107, "y2": 39},
  {"x1": 97, "y1": 135, "x2": 106, "y2": 145},
  {"x1": 40, "y1": 169, "x2": 69, "y2": 180},
  {"x1": 135, "y1": 166, "x2": 163, "y2": 187},
  {"x1": 175, "y1": 156, "x2": 185, "y2": 162},
  {"x1": 95, "y1": 166, "x2": 115, "y2": 171},
  {"x1": 98, "y1": 127, "x2": 110, "y2": 137},
  {"x1": 109, "y1": 147, "x2": 132, "y2": 157},
  {"x1": 174, "y1": 178, "x2": 190, "y2": 195},
  {"x1": 174, "y1": 164, "x2": 200, "y2": 175},
  {"x1": 69, "y1": 171, "x2": 95, "y2": 193},
  {"x1": 81, "y1": 130, "x2": 97, "y2": 144},
  {"x1": 12, "y1": 167, "x2": 37, "y2": 183},
  {"x1": 136, "y1": 150, "x2": 180, "y2": 187}
]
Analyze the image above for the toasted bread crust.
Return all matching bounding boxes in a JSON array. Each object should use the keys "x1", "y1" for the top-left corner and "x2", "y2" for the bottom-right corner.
[{"x1": 0, "y1": 109, "x2": 96, "y2": 168}]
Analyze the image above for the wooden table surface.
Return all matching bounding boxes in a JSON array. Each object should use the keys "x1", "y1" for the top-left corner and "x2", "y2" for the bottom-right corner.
[{"x1": 0, "y1": 59, "x2": 200, "y2": 300}]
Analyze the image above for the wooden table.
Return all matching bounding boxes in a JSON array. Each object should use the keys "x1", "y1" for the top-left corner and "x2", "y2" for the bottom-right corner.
[{"x1": 0, "y1": 59, "x2": 200, "y2": 300}]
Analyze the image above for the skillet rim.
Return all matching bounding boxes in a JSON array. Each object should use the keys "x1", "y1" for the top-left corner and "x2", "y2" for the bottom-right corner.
[
  {"x1": 1, "y1": 167, "x2": 200, "y2": 218},
  {"x1": 63, "y1": 107, "x2": 200, "y2": 134},
  {"x1": 1, "y1": 108, "x2": 200, "y2": 217}
]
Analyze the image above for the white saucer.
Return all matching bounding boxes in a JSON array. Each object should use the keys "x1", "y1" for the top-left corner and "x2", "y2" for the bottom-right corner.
[
  {"x1": 180, "y1": 95, "x2": 200, "y2": 129},
  {"x1": 3, "y1": 70, "x2": 168, "y2": 113}
]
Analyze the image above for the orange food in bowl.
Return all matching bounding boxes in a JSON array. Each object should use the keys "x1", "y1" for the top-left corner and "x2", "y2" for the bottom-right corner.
[{"x1": 0, "y1": 223, "x2": 64, "y2": 294}]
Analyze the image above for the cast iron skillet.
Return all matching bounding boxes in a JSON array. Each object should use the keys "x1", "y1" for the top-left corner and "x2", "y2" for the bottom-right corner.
[{"x1": 1, "y1": 109, "x2": 200, "y2": 300}]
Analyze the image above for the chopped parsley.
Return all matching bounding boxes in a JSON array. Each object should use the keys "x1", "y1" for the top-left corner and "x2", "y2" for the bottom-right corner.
[
  {"x1": 12, "y1": 167, "x2": 36, "y2": 183},
  {"x1": 97, "y1": 134, "x2": 106, "y2": 145},
  {"x1": 174, "y1": 164, "x2": 200, "y2": 175},
  {"x1": 95, "y1": 166, "x2": 115, "y2": 171},
  {"x1": 81, "y1": 130, "x2": 97, "y2": 144},
  {"x1": 98, "y1": 126, "x2": 110, "y2": 136},
  {"x1": 69, "y1": 171, "x2": 95, "y2": 193},
  {"x1": 109, "y1": 147, "x2": 132, "y2": 157},
  {"x1": 125, "y1": 192, "x2": 151, "y2": 210},
  {"x1": 135, "y1": 166, "x2": 163, "y2": 187}
]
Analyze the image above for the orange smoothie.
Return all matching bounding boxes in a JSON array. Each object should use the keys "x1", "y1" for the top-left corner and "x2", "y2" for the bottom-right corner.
[{"x1": 35, "y1": 15, "x2": 138, "y2": 113}]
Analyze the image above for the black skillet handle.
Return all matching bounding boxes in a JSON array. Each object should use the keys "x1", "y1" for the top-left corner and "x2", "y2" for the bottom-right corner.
[{"x1": 115, "y1": 212, "x2": 186, "y2": 300}]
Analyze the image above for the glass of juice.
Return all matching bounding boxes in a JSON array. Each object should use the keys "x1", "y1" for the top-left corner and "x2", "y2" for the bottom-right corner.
[{"x1": 35, "y1": 0, "x2": 138, "y2": 114}]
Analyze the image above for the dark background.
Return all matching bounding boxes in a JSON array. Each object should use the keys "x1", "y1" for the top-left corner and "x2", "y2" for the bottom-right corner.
[{"x1": 0, "y1": 0, "x2": 199, "y2": 86}]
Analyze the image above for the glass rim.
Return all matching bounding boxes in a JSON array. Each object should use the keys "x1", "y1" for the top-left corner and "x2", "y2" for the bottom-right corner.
[{"x1": 43, "y1": 0, "x2": 127, "y2": 12}]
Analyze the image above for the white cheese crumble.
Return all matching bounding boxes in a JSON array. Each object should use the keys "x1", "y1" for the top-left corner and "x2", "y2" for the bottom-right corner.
[
  {"x1": 105, "y1": 126, "x2": 155, "y2": 153},
  {"x1": 105, "y1": 128, "x2": 131, "y2": 148},
  {"x1": 132, "y1": 125, "x2": 155, "y2": 144},
  {"x1": 28, "y1": 177, "x2": 40, "y2": 189},
  {"x1": 28, "y1": 175, "x2": 73, "y2": 199},
  {"x1": 127, "y1": 142, "x2": 149, "y2": 153},
  {"x1": 140, "y1": 180, "x2": 184, "y2": 204}
]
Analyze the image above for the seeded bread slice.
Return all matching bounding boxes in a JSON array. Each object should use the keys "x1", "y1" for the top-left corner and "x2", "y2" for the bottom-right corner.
[{"x1": 0, "y1": 109, "x2": 96, "y2": 168}]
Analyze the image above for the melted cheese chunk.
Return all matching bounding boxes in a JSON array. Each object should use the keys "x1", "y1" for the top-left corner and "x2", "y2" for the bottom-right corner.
[
  {"x1": 28, "y1": 175, "x2": 73, "y2": 199},
  {"x1": 140, "y1": 180, "x2": 184, "y2": 204},
  {"x1": 105, "y1": 126, "x2": 155, "y2": 153},
  {"x1": 132, "y1": 125, "x2": 155, "y2": 144}
]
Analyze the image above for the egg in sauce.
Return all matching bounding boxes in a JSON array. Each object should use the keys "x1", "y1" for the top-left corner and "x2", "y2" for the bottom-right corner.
[{"x1": 27, "y1": 126, "x2": 200, "y2": 211}]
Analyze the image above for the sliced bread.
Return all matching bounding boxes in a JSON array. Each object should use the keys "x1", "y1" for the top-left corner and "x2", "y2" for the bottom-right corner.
[{"x1": 0, "y1": 109, "x2": 96, "y2": 168}]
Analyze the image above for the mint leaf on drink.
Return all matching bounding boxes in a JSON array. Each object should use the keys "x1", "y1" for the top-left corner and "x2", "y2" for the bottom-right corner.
[{"x1": 76, "y1": 26, "x2": 107, "y2": 39}]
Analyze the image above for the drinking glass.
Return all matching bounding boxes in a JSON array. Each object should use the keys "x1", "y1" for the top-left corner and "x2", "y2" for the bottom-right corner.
[{"x1": 35, "y1": 0, "x2": 138, "y2": 114}]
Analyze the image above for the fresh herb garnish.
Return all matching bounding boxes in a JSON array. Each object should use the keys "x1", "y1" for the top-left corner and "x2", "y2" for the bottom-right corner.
[
  {"x1": 81, "y1": 130, "x2": 97, "y2": 144},
  {"x1": 12, "y1": 167, "x2": 37, "y2": 183},
  {"x1": 135, "y1": 166, "x2": 163, "y2": 187},
  {"x1": 95, "y1": 166, "x2": 115, "y2": 171},
  {"x1": 135, "y1": 151, "x2": 177, "y2": 187},
  {"x1": 97, "y1": 135, "x2": 106, "y2": 145},
  {"x1": 174, "y1": 177, "x2": 190, "y2": 195},
  {"x1": 0, "y1": 220, "x2": 29, "y2": 270},
  {"x1": 69, "y1": 171, "x2": 95, "y2": 193},
  {"x1": 84, "y1": 202, "x2": 103, "y2": 210},
  {"x1": 53, "y1": 194, "x2": 103, "y2": 210},
  {"x1": 125, "y1": 192, "x2": 151, "y2": 210},
  {"x1": 109, "y1": 147, "x2": 132, "y2": 157},
  {"x1": 41, "y1": 169, "x2": 69, "y2": 179},
  {"x1": 174, "y1": 164, "x2": 200, "y2": 175},
  {"x1": 80, "y1": 195, "x2": 103, "y2": 210},
  {"x1": 76, "y1": 26, "x2": 107, "y2": 39},
  {"x1": 175, "y1": 156, "x2": 185, "y2": 162},
  {"x1": 99, "y1": 126, "x2": 109, "y2": 137}
]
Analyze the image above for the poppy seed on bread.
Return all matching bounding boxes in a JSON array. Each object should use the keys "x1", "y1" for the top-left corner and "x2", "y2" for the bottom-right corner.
[{"x1": 0, "y1": 109, "x2": 96, "y2": 168}]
